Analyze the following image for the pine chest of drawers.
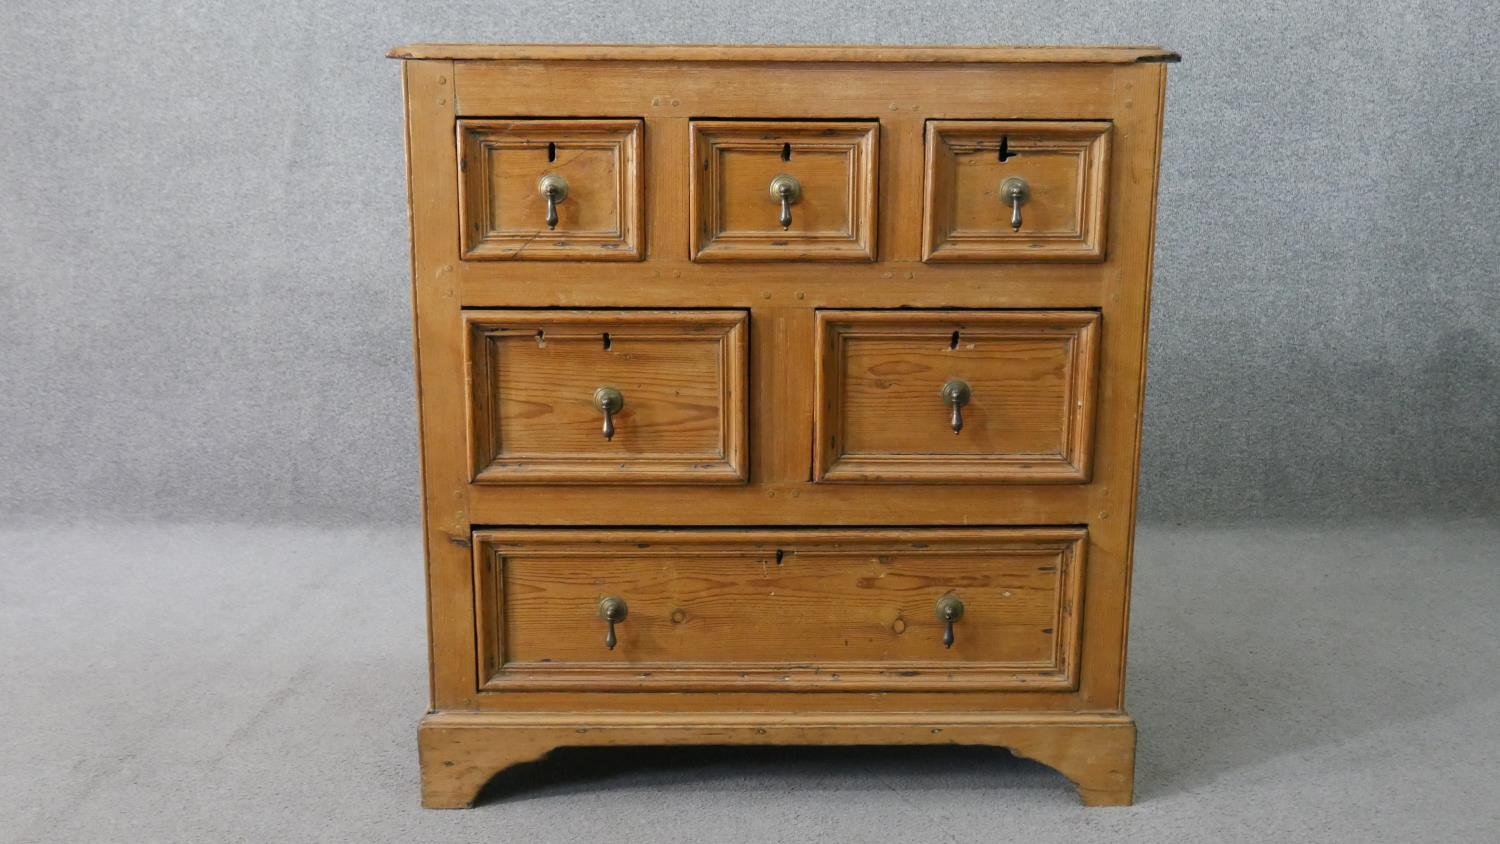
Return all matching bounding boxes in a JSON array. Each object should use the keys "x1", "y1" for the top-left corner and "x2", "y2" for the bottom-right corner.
[{"x1": 391, "y1": 43, "x2": 1175, "y2": 808}]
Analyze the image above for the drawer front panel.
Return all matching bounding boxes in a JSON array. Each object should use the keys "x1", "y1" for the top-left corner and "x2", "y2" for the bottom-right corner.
[
  {"x1": 923, "y1": 120, "x2": 1111, "y2": 262},
  {"x1": 464, "y1": 310, "x2": 748, "y2": 484},
  {"x1": 814, "y1": 310, "x2": 1100, "y2": 483},
  {"x1": 475, "y1": 528, "x2": 1086, "y2": 692},
  {"x1": 459, "y1": 119, "x2": 644, "y2": 260},
  {"x1": 690, "y1": 120, "x2": 878, "y2": 262}
]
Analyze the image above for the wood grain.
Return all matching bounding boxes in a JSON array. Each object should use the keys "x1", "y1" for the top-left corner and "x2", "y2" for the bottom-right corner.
[
  {"x1": 395, "y1": 45, "x2": 1172, "y2": 809},
  {"x1": 1110, "y1": 61, "x2": 1172, "y2": 712},
  {"x1": 454, "y1": 62, "x2": 1130, "y2": 120},
  {"x1": 458, "y1": 262, "x2": 1112, "y2": 307},
  {"x1": 464, "y1": 310, "x2": 748, "y2": 484},
  {"x1": 924, "y1": 120, "x2": 1111, "y2": 262},
  {"x1": 389, "y1": 43, "x2": 1176, "y2": 64},
  {"x1": 458, "y1": 119, "x2": 643, "y2": 260},
  {"x1": 814, "y1": 310, "x2": 1100, "y2": 483},
  {"x1": 473, "y1": 528, "x2": 1085, "y2": 692},
  {"x1": 690, "y1": 121, "x2": 878, "y2": 261},
  {"x1": 401, "y1": 60, "x2": 477, "y2": 709},
  {"x1": 419, "y1": 711, "x2": 1135, "y2": 808}
]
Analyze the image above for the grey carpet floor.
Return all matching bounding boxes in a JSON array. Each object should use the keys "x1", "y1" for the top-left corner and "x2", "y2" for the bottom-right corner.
[{"x1": 2, "y1": 519, "x2": 1496, "y2": 842}]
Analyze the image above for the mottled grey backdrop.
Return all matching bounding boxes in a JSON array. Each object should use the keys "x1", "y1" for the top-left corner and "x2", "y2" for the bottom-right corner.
[{"x1": 1, "y1": 1, "x2": 1496, "y2": 526}]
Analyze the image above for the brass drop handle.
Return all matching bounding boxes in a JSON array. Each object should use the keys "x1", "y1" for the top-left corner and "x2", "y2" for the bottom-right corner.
[
  {"x1": 935, "y1": 595, "x2": 965, "y2": 649},
  {"x1": 598, "y1": 596, "x2": 628, "y2": 650},
  {"x1": 769, "y1": 174, "x2": 801, "y2": 231},
  {"x1": 1000, "y1": 176, "x2": 1029, "y2": 231},
  {"x1": 593, "y1": 386, "x2": 623, "y2": 442},
  {"x1": 940, "y1": 379, "x2": 971, "y2": 434},
  {"x1": 538, "y1": 174, "x2": 569, "y2": 230}
]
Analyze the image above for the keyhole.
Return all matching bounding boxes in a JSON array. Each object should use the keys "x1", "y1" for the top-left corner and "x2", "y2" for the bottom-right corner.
[
  {"x1": 998, "y1": 136, "x2": 1017, "y2": 162},
  {"x1": 547, "y1": 142, "x2": 557, "y2": 163},
  {"x1": 775, "y1": 549, "x2": 785, "y2": 565},
  {"x1": 949, "y1": 330, "x2": 960, "y2": 350},
  {"x1": 781, "y1": 142, "x2": 791, "y2": 162},
  {"x1": 602, "y1": 332, "x2": 612, "y2": 351}
]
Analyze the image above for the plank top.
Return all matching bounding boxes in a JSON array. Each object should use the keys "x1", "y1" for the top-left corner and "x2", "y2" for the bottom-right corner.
[{"x1": 387, "y1": 43, "x2": 1179, "y2": 64}]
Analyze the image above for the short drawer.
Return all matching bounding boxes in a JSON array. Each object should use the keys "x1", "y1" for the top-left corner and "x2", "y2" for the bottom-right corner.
[
  {"x1": 474, "y1": 528, "x2": 1086, "y2": 692},
  {"x1": 923, "y1": 120, "x2": 1111, "y2": 262},
  {"x1": 458, "y1": 119, "x2": 644, "y2": 260},
  {"x1": 689, "y1": 120, "x2": 878, "y2": 261},
  {"x1": 814, "y1": 310, "x2": 1100, "y2": 483},
  {"x1": 463, "y1": 310, "x2": 748, "y2": 484}
]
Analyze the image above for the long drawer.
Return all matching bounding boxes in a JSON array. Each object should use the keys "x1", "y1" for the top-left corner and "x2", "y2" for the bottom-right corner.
[{"x1": 473, "y1": 528, "x2": 1086, "y2": 692}]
